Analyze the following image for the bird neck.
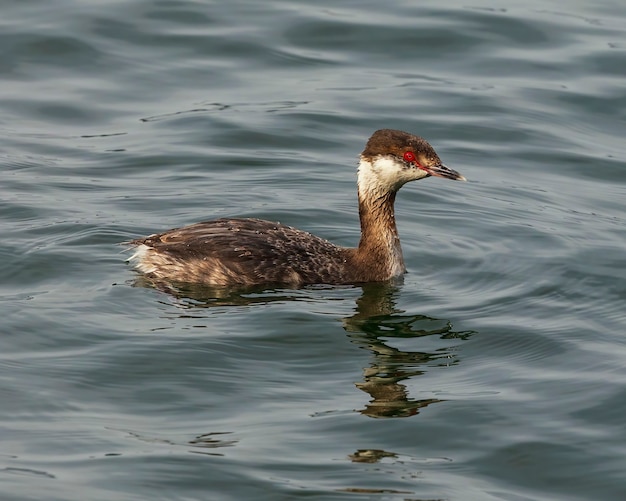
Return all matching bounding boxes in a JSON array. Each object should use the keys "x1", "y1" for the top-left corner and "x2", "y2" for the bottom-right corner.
[{"x1": 354, "y1": 161, "x2": 405, "y2": 279}]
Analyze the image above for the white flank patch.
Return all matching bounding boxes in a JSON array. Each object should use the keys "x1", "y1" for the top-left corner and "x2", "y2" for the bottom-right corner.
[{"x1": 126, "y1": 244, "x2": 158, "y2": 274}]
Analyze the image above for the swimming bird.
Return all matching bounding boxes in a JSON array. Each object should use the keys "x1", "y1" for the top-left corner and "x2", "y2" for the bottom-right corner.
[{"x1": 128, "y1": 129, "x2": 465, "y2": 287}]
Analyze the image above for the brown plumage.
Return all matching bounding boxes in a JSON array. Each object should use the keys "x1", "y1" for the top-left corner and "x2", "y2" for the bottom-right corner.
[{"x1": 127, "y1": 129, "x2": 465, "y2": 287}]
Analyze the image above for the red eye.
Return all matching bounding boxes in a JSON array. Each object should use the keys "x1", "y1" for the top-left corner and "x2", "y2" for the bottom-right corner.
[{"x1": 403, "y1": 151, "x2": 416, "y2": 162}]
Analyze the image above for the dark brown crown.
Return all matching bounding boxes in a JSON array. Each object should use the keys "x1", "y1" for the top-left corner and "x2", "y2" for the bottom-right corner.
[{"x1": 361, "y1": 129, "x2": 441, "y2": 166}]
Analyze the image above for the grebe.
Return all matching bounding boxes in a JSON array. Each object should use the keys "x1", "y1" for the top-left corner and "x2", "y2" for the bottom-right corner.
[{"x1": 128, "y1": 129, "x2": 465, "y2": 286}]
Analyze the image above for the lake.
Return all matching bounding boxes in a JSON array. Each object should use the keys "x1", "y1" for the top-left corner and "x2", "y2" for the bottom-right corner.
[{"x1": 1, "y1": 0, "x2": 625, "y2": 500}]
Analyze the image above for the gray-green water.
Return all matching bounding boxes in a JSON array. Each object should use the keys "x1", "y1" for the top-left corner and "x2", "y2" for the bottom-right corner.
[{"x1": 2, "y1": 1, "x2": 625, "y2": 500}]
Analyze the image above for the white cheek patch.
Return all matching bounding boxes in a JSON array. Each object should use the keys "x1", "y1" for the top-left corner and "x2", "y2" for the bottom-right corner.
[{"x1": 358, "y1": 156, "x2": 428, "y2": 195}]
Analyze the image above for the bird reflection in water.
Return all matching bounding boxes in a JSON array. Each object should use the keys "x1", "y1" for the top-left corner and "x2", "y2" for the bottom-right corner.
[
  {"x1": 131, "y1": 277, "x2": 473, "y2": 420},
  {"x1": 343, "y1": 282, "x2": 473, "y2": 419}
]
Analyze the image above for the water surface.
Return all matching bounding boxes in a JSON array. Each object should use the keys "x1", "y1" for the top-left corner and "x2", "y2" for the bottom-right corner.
[{"x1": 1, "y1": 1, "x2": 625, "y2": 500}]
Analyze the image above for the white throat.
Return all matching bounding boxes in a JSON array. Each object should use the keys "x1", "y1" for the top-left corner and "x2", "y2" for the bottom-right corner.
[{"x1": 358, "y1": 157, "x2": 398, "y2": 196}]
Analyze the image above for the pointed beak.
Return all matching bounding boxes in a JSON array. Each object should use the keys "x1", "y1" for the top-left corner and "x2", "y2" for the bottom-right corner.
[{"x1": 426, "y1": 163, "x2": 466, "y2": 181}]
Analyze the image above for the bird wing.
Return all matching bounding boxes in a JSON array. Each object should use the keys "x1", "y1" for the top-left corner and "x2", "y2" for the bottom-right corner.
[{"x1": 131, "y1": 218, "x2": 348, "y2": 285}]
